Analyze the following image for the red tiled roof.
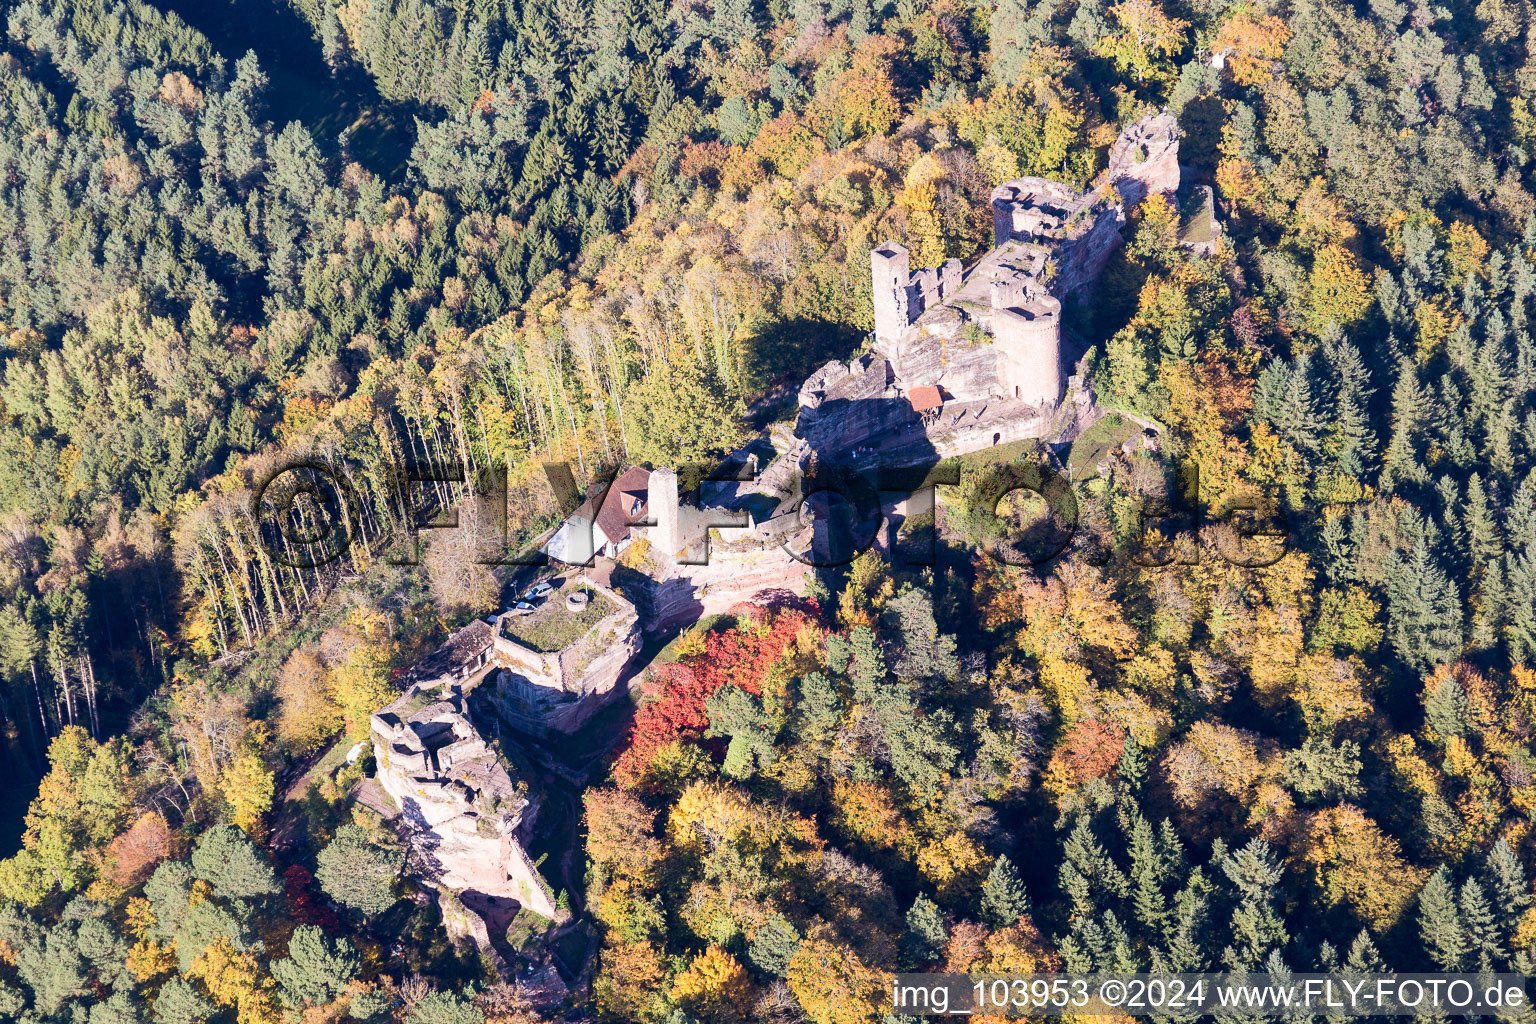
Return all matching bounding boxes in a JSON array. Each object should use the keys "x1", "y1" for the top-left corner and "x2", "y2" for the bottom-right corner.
[{"x1": 908, "y1": 385, "x2": 944, "y2": 412}]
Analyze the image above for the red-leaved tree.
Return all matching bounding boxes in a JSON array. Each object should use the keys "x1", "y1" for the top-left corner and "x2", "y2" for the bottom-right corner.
[{"x1": 612, "y1": 601, "x2": 821, "y2": 788}]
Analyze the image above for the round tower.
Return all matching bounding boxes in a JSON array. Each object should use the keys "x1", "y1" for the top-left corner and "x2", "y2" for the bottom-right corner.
[{"x1": 990, "y1": 297, "x2": 1064, "y2": 407}]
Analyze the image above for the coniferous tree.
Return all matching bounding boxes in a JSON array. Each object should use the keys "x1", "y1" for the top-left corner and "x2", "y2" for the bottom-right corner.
[
  {"x1": 1381, "y1": 359, "x2": 1433, "y2": 491},
  {"x1": 189, "y1": 825, "x2": 279, "y2": 901},
  {"x1": 1384, "y1": 543, "x2": 1463, "y2": 671},
  {"x1": 1059, "y1": 817, "x2": 1130, "y2": 920},
  {"x1": 1464, "y1": 474, "x2": 1498, "y2": 564},
  {"x1": 271, "y1": 926, "x2": 360, "y2": 1009},
  {"x1": 1220, "y1": 840, "x2": 1287, "y2": 971},
  {"x1": 152, "y1": 979, "x2": 215, "y2": 1024},
  {"x1": 1418, "y1": 868, "x2": 1469, "y2": 970},
  {"x1": 746, "y1": 915, "x2": 802, "y2": 977},
  {"x1": 316, "y1": 824, "x2": 403, "y2": 917},
  {"x1": 981, "y1": 855, "x2": 1031, "y2": 927},
  {"x1": 1483, "y1": 839, "x2": 1531, "y2": 940},
  {"x1": 1152, "y1": 871, "x2": 1211, "y2": 973},
  {"x1": 1458, "y1": 878, "x2": 1502, "y2": 971},
  {"x1": 1343, "y1": 930, "x2": 1387, "y2": 974},
  {"x1": 902, "y1": 895, "x2": 947, "y2": 968},
  {"x1": 1125, "y1": 813, "x2": 1182, "y2": 934},
  {"x1": 1323, "y1": 335, "x2": 1378, "y2": 477}
]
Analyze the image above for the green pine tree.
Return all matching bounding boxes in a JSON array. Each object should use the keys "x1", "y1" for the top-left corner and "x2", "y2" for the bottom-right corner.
[
  {"x1": 1419, "y1": 868, "x2": 1469, "y2": 970},
  {"x1": 902, "y1": 895, "x2": 947, "y2": 968},
  {"x1": 981, "y1": 854, "x2": 1031, "y2": 927}
]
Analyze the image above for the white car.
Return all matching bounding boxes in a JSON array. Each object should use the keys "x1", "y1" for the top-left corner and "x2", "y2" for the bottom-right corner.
[{"x1": 527, "y1": 581, "x2": 554, "y2": 598}]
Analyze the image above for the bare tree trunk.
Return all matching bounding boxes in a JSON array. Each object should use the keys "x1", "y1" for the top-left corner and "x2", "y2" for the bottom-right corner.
[
  {"x1": 80, "y1": 653, "x2": 99, "y2": 738},
  {"x1": 29, "y1": 659, "x2": 46, "y2": 746},
  {"x1": 57, "y1": 656, "x2": 75, "y2": 727},
  {"x1": 193, "y1": 552, "x2": 231, "y2": 656},
  {"x1": 211, "y1": 540, "x2": 254, "y2": 648}
]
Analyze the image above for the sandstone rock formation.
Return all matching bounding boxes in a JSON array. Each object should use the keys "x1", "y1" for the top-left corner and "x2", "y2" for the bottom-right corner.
[
  {"x1": 481, "y1": 578, "x2": 642, "y2": 735},
  {"x1": 1105, "y1": 110, "x2": 1180, "y2": 204},
  {"x1": 370, "y1": 687, "x2": 560, "y2": 921}
]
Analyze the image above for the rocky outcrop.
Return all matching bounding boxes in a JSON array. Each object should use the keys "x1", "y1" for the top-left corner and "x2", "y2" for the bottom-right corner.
[
  {"x1": 1106, "y1": 111, "x2": 1180, "y2": 204},
  {"x1": 645, "y1": 547, "x2": 812, "y2": 632},
  {"x1": 370, "y1": 688, "x2": 560, "y2": 923}
]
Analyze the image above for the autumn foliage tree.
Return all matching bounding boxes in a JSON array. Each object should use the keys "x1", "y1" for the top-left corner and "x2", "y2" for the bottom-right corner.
[
  {"x1": 1096, "y1": 0, "x2": 1189, "y2": 87},
  {"x1": 612, "y1": 603, "x2": 823, "y2": 788},
  {"x1": 106, "y1": 811, "x2": 175, "y2": 886},
  {"x1": 670, "y1": 947, "x2": 753, "y2": 1022},
  {"x1": 785, "y1": 939, "x2": 891, "y2": 1024}
]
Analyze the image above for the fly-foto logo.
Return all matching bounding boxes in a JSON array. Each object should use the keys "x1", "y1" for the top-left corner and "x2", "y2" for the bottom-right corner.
[{"x1": 250, "y1": 455, "x2": 1293, "y2": 571}]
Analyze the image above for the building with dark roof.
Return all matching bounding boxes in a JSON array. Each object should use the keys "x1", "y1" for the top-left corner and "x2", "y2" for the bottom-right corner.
[
  {"x1": 542, "y1": 465, "x2": 651, "y2": 564},
  {"x1": 402, "y1": 618, "x2": 494, "y2": 688}
]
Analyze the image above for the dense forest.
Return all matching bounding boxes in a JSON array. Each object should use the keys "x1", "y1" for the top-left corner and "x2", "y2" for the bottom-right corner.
[{"x1": 0, "y1": 0, "x2": 1532, "y2": 1020}]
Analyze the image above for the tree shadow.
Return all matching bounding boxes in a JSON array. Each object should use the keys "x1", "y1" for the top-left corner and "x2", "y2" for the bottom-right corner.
[{"x1": 747, "y1": 317, "x2": 865, "y2": 386}]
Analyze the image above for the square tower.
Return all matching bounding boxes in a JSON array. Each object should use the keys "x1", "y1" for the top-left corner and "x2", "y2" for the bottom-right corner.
[
  {"x1": 649, "y1": 466, "x2": 680, "y2": 564},
  {"x1": 871, "y1": 242, "x2": 911, "y2": 345}
]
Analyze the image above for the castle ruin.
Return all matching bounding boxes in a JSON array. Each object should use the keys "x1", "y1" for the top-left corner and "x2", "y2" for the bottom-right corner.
[
  {"x1": 802, "y1": 111, "x2": 1181, "y2": 461},
  {"x1": 482, "y1": 578, "x2": 642, "y2": 736},
  {"x1": 370, "y1": 687, "x2": 559, "y2": 922},
  {"x1": 364, "y1": 110, "x2": 1187, "y2": 979}
]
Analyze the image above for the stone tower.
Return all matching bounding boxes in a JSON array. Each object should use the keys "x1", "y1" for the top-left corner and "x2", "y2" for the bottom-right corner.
[
  {"x1": 871, "y1": 242, "x2": 911, "y2": 346},
  {"x1": 649, "y1": 466, "x2": 680, "y2": 563},
  {"x1": 989, "y1": 271, "x2": 1064, "y2": 407}
]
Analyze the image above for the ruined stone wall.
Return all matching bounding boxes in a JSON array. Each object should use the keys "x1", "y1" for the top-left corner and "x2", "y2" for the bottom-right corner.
[
  {"x1": 872, "y1": 243, "x2": 912, "y2": 345},
  {"x1": 871, "y1": 241, "x2": 963, "y2": 347},
  {"x1": 650, "y1": 467, "x2": 680, "y2": 563},
  {"x1": 503, "y1": 832, "x2": 560, "y2": 919},
  {"x1": 796, "y1": 356, "x2": 905, "y2": 453},
  {"x1": 1055, "y1": 201, "x2": 1127, "y2": 297},
  {"x1": 485, "y1": 586, "x2": 641, "y2": 735},
  {"x1": 648, "y1": 547, "x2": 812, "y2": 632},
  {"x1": 991, "y1": 177, "x2": 1078, "y2": 247},
  {"x1": 562, "y1": 617, "x2": 641, "y2": 708},
  {"x1": 437, "y1": 887, "x2": 510, "y2": 974},
  {"x1": 554, "y1": 600, "x2": 639, "y2": 697},
  {"x1": 491, "y1": 587, "x2": 638, "y2": 698},
  {"x1": 490, "y1": 636, "x2": 562, "y2": 689}
]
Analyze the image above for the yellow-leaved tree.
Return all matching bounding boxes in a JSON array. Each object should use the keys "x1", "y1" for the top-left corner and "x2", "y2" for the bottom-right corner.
[
  {"x1": 222, "y1": 748, "x2": 275, "y2": 837},
  {"x1": 325, "y1": 608, "x2": 400, "y2": 738},
  {"x1": 668, "y1": 780, "x2": 756, "y2": 852},
  {"x1": 1306, "y1": 245, "x2": 1371, "y2": 333},
  {"x1": 1299, "y1": 805, "x2": 1427, "y2": 932},
  {"x1": 670, "y1": 946, "x2": 752, "y2": 1022},
  {"x1": 916, "y1": 832, "x2": 990, "y2": 901},
  {"x1": 897, "y1": 154, "x2": 952, "y2": 267},
  {"x1": 1213, "y1": 13, "x2": 1291, "y2": 86},
  {"x1": 275, "y1": 648, "x2": 341, "y2": 753},
  {"x1": 785, "y1": 938, "x2": 891, "y2": 1024},
  {"x1": 1096, "y1": 0, "x2": 1188, "y2": 86},
  {"x1": 189, "y1": 935, "x2": 280, "y2": 1024}
]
